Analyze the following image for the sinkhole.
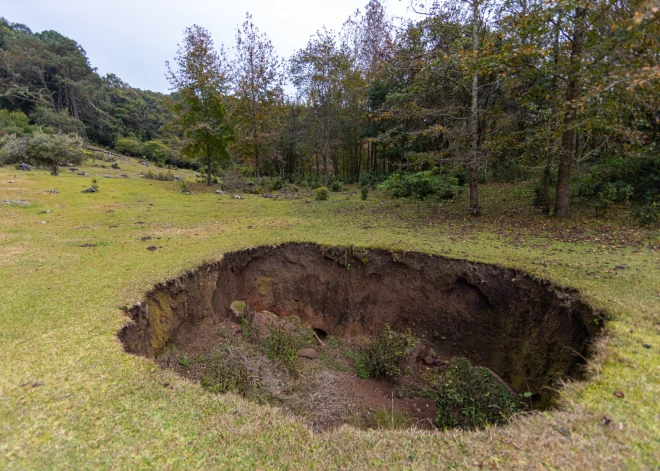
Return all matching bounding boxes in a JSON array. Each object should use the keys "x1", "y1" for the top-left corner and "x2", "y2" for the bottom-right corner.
[{"x1": 119, "y1": 243, "x2": 603, "y2": 431}]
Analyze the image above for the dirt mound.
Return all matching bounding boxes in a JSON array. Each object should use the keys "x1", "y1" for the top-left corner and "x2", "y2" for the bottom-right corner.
[{"x1": 119, "y1": 243, "x2": 603, "y2": 428}]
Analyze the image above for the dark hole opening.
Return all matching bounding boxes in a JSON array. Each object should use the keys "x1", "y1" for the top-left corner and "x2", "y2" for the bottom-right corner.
[{"x1": 313, "y1": 328, "x2": 328, "y2": 340}]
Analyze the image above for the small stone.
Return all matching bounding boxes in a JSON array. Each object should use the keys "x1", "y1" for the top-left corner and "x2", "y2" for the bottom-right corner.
[
  {"x1": 215, "y1": 190, "x2": 225, "y2": 194},
  {"x1": 146, "y1": 246, "x2": 158, "y2": 252},
  {"x1": 233, "y1": 195, "x2": 244, "y2": 199},
  {"x1": 423, "y1": 356, "x2": 435, "y2": 366},
  {"x1": 81, "y1": 187, "x2": 97, "y2": 193},
  {"x1": 603, "y1": 416, "x2": 611, "y2": 425},
  {"x1": 642, "y1": 344, "x2": 651, "y2": 349},
  {"x1": 103, "y1": 175, "x2": 113, "y2": 179},
  {"x1": 47, "y1": 189, "x2": 58, "y2": 194},
  {"x1": 613, "y1": 390, "x2": 624, "y2": 398},
  {"x1": 174, "y1": 176, "x2": 184, "y2": 181},
  {"x1": 111, "y1": 163, "x2": 120, "y2": 169},
  {"x1": 297, "y1": 348, "x2": 318, "y2": 359},
  {"x1": 120, "y1": 173, "x2": 129, "y2": 178},
  {"x1": 140, "y1": 161, "x2": 150, "y2": 166},
  {"x1": 435, "y1": 359, "x2": 447, "y2": 366}
]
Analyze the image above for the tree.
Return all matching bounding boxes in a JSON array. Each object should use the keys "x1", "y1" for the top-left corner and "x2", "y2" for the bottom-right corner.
[
  {"x1": 232, "y1": 13, "x2": 283, "y2": 185},
  {"x1": 166, "y1": 25, "x2": 234, "y2": 186},
  {"x1": 1, "y1": 132, "x2": 85, "y2": 175},
  {"x1": 290, "y1": 29, "x2": 352, "y2": 185}
]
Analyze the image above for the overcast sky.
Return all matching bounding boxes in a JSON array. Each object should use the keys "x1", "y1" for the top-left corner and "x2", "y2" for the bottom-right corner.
[{"x1": 3, "y1": 0, "x2": 417, "y2": 94}]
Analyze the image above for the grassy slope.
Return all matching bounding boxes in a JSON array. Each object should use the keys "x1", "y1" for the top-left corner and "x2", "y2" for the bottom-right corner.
[{"x1": 0, "y1": 158, "x2": 658, "y2": 470}]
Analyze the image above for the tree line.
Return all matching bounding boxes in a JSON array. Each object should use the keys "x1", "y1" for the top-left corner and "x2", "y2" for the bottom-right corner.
[{"x1": 1, "y1": 1, "x2": 658, "y2": 218}]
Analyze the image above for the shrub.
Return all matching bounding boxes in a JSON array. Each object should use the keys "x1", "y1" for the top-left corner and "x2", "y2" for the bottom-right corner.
[
  {"x1": 114, "y1": 137, "x2": 142, "y2": 156},
  {"x1": 361, "y1": 186, "x2": 368, "y2": 200},
  {"x1": 144, "y1": 170, "x2": 175, "y2": 181},
  {"x1": 424, "y1": 357, "x2": 523, "y2": 430},
  {"x1": 379, "y1": 170, "x2": 459, "y2": 200},
  {"x1": 265, "y1": 327, "x2": 299, "y2": 365},
  {"x1": 0, "y1": 134, "x2": 27, "y2": 164},
  {"x1": 314, "y1": 187, "x2": 329, "y2": 201},
  {"x1": 30, "y1": 106, "x2": 83, "y2": 135},
  {"x1": 0, "y1": 110, "x2": 32, "y2": 136},
  {"x1": 330, "y1": 181, "x2": 343, "y2": 192},
  {"x1": 201, "y1": 347, "x2": 253, "y2": 396},
  {"x1": 362, "y1": 324, "x2": 418, "y2": 380},
  {"x1": 633, "y1": 200, "x2": 660, "y2": 226},
  {"x1": 239, "y1": 165, "x2": 253, "y2": 178},
  {"x1": 141, "y1": 140, "x2": 171, "y2": 162},
  {"x1": 359, "y1": 172, "x2": 386, "y2": 188}
]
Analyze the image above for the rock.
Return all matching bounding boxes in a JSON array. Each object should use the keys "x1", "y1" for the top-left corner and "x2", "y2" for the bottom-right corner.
[
  {"x1": 233, "y1": 195, "x2": 244, "y2": 199},
  {"x1": 250, "y1": 310, "x2": 279, "y2": 334},
  {"x1": 297, "y1": 348, "x2": 318, "y2": 360},
  {"x1": 81, "y1": 187, "x2": 97, "y2": 193},
  {"x1": 8, "y1": 180, "x2": 14, "y2": 183},
  {"x1": 146, "y1": 246, "x2": 158, "y2": 251},
  {"x1": 47, "y1": 189, "x2": 59, "y2": 194},
  {"x1": 120, "y1": 174, "x2": 129, "y2": 178},
  {"x1": 68, "y1": 167, "x2": 78, "y2": 172},
  {"x1": 38, "y1": 210, "x2": 51, "y2": 214},
  {"x1": 262, "y1": 193, "x2": 276, "y2": 199},
  {"x1": 174, "y1": 176, "x2": 184, "y2": 181},
  {"x1": 77, "y1": 172, "x2": 89, "y2": 176},
  {"x1": 103, "y1": 175, "x2": 113, "y2": 179},
  {"x1": 140, "y1": 161, "x2": 150, "y2": 167},
  {"x1": 141, "y1": 236, "x2": 152, "y2": 241},
  {"x1": 111, "y1": 163, "x2": 120, "y2": 169},
  {"x1": 423, "y1": 356, "x2": 435, "y2": 366},
  {"x1": 3, "y1": 200, "x2": 30, "y2": 206},
  {"x1": 215, "y1": 190, "x2": 225, "y2": 194},
  {"x1": 435, "y1": 359, "x2": 447, "y2": 366},
  {"x1": 18, "y1": 163, "x2": 30, "y2": 171}
]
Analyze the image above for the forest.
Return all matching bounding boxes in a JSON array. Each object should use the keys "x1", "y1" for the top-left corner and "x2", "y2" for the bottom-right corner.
[{"x1": 0, "y1": 0, "x2": 658, "y2": 220}]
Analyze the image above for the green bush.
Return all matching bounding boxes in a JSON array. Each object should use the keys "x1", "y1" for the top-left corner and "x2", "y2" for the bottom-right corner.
[
  {"x1": 141, "y1": 140, "x2": 171, "y2": 162},
  {"x1": 201, "y1": 347, "x2": 252, "y2": 396},
  {"x1": 379, "y1": 170, "x2": 459, "y2": 200},
  {"x1": 424, "y1": 357, "x2": 523, "y2": 430},
  {"x1": 114, "y1": 137, "x2": 142, "y2": 156},
  {"x1": 633, "y1": 200, "x2": 660, "y2": 226},
  {"x1": 362, "y1": 324, "x2": 418, "y2": 380},
  {"x1": 361, "y1": 186, "x2": 368, "y2": 200},
  {"x1": 0, "y1": 110, "x2": 33, "y2": 136},
  {"x1": 359, "y1": 172, "x2": 386, "y2": 188},
  {"x1": 265, "y1": 327, "x2": 299, "y2": 365},
  {"x1": 239, "y1": 166, "x2": 253, "y2": 178},
  {"x1": 330, "y1": 181, "x2": 343, "y2": 192},
  {"x1": 144, "y1": 170, "x2": 175, "y2": 181},
  {"x1": 1, "y1": 132, "x2": 84, "y2": 175},
  {"x1": 314, "y1": 187, "x2": 329, "y2": 201}
]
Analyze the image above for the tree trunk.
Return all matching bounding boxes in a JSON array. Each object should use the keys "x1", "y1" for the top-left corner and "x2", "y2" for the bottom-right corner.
[
  {"x1": 206, "y1": 143, "x2": 212, "y2": 186},
  {"x1": 469, "y1": 0, "x2": 480, "y2": 216},
  {"x1": 254, "y1": 134, "x2": 260, "y2": 186},
  {"x1": 555, "y1": 6, "x2": 586, "y2": 217},
  {"x1": 542, "y1": 15, "x2": 562, "y2": 215},
  {"x1": 51, "y1": 163, "x2": 59, "y2": 176}
]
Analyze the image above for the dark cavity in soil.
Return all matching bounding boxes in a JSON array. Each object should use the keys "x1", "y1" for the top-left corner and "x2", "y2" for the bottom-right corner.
[{"x1": 119, "y1": 243, "x2": 603, "y2": 431}]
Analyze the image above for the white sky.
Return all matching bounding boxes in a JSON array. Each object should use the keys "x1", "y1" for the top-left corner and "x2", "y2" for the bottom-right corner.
[{"x1": 2, "y1": 0, "x2": 417, "y2": 93}]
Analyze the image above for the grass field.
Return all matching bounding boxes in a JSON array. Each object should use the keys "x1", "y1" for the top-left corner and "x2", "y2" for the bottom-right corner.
[{"x1": 1, "y1": 157, "x2": 659, "y2": 469}]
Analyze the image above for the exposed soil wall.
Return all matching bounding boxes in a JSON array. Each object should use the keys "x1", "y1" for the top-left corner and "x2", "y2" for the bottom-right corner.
[{"x1": 119, "y1": 243, "x2": 602, "y2": 398}]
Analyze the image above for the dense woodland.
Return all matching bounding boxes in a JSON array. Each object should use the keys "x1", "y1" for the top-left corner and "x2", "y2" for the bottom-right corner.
[{"x1": 0, "y1": 0, "x2": 658, "y2": 219}]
